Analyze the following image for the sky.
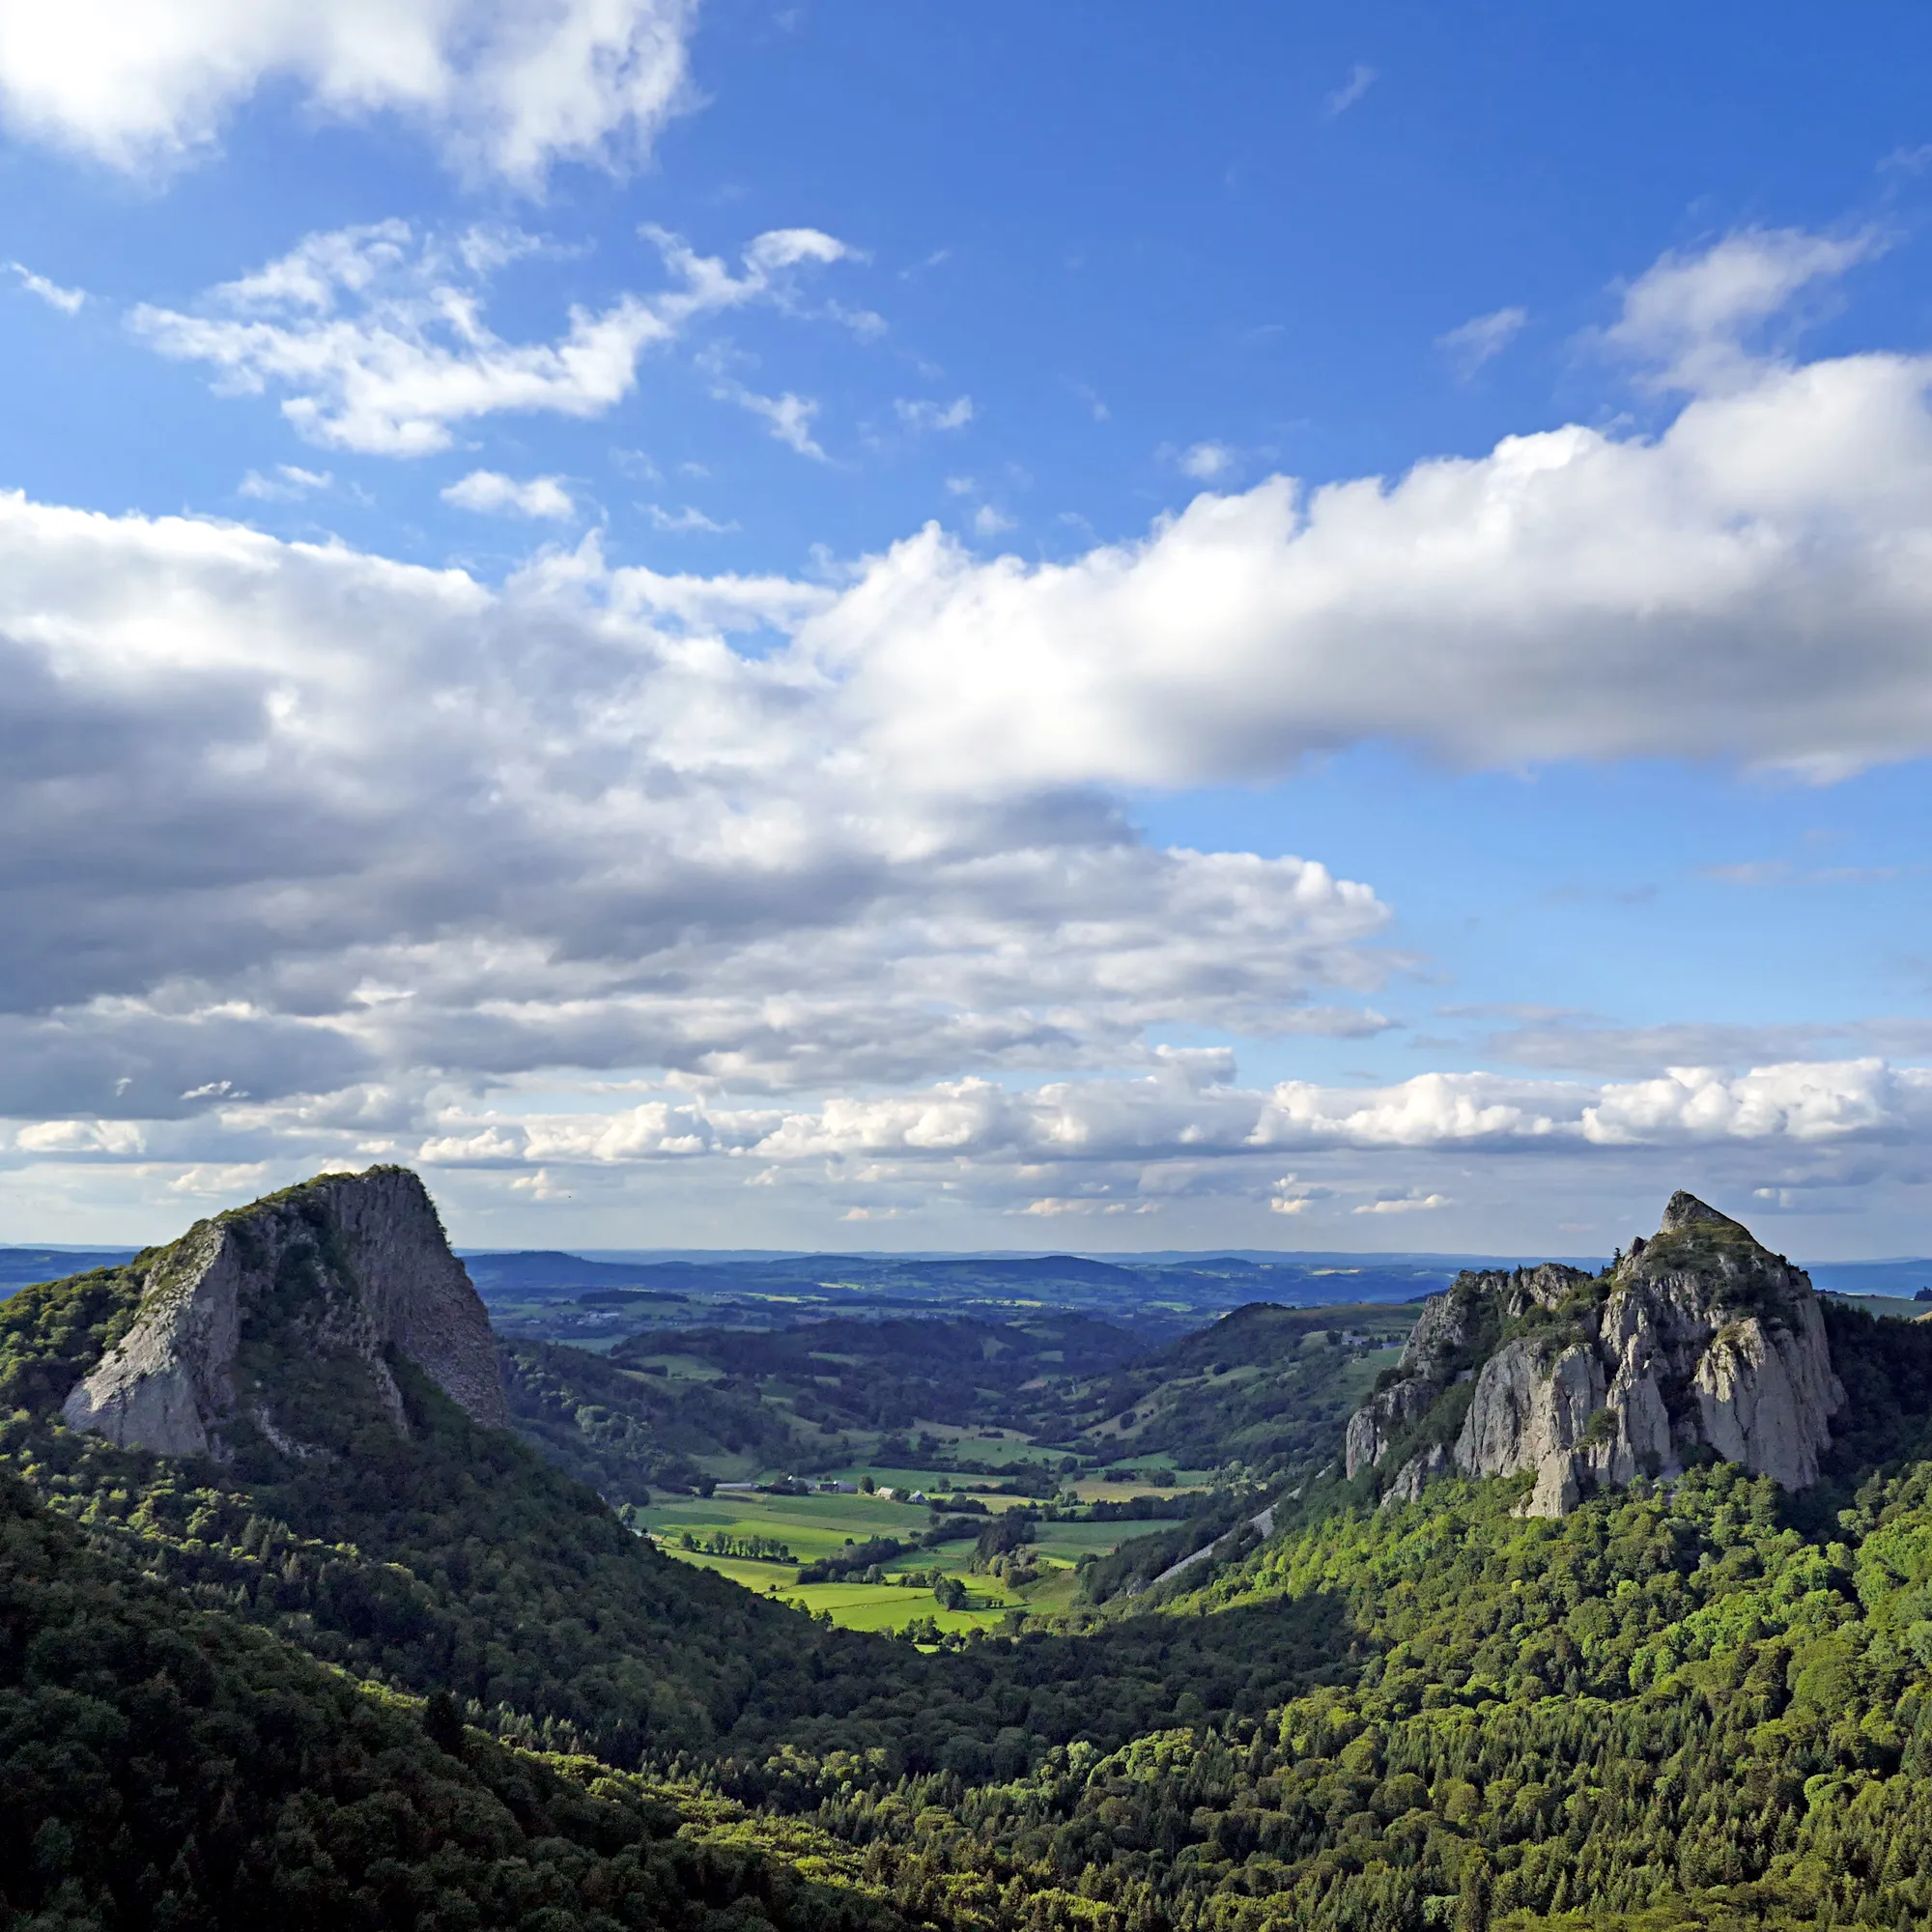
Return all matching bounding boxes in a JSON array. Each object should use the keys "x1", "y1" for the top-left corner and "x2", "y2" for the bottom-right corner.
[{"x1": 3, "y1": 2, "x2": 1932, "y2": 1256}]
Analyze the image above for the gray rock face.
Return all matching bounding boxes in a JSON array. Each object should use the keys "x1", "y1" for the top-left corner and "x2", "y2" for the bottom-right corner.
[
  {"x1": 63, "y1": 1166, "x2": 506, "y2": 1459},
  {"x1": 1381, "y1": 1442, "x2": 1450, "y2": 1509},
  {"x1": 1342, "y1": 1192, "x2": 1845, "y2": 1517},
  {"x1": 1344, "y1": 1375, "x2": 1437, "y2": 1477}
]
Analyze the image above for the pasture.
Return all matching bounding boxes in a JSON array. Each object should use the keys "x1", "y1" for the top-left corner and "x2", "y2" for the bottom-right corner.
[{"x1": 635, "y1": 1484, "x2": 1183, "y2": 1636}]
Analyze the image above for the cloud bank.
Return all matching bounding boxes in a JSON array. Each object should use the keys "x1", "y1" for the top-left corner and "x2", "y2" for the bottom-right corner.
[
  {"x1": 0, "y1": 229, "x2": 1930, "y2": 1237},
  {"x1": 0, "y1": 0, "x2": 699, "y2": 186}
]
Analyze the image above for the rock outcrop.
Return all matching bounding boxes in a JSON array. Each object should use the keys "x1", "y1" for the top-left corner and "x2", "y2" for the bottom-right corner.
[
  {"x1": 63, "y1": 1166, "x2": 506, "y2": 1459},
  {"x1": 1345, "y1": 1192, "x2": 1845, "y2": 1517}
]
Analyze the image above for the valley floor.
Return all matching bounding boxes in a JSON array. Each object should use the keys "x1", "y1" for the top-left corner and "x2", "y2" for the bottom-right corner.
[{"x1": 633, "y1": 1482, "x2": 1188, "y2": 1636}]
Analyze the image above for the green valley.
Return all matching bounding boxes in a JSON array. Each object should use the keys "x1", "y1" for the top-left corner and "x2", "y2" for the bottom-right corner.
[{"x1": 9, "y1": 1171, "x2": 1932, "y2": 1930}]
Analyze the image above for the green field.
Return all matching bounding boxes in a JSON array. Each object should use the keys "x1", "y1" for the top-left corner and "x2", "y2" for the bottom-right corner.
[
  {"x1": 1825, "y1": 1293, "x2": 1927, "y2": 1321},
  {"x1": 634, "y1": 1485, "x2": 1183, "y2": 1636}
]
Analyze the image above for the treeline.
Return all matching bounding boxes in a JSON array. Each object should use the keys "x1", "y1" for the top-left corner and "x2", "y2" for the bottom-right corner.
[
  {"x1": 798, "y1": 1537, "x2": 907, "y2": 1584},
  {"x1": 677, "y1": 1528, "x2": 795, "y2": 1563}
]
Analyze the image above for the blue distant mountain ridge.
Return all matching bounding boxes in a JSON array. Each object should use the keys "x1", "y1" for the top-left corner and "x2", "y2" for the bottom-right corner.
[{"x1": 2, "y1": 1242, "x2": 1926, "y2": 1324}]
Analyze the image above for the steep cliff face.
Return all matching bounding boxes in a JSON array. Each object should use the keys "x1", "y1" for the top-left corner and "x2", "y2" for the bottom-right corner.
[
  {"x1": 62, "y1": 1166, "x2": 507, "y2": 1459},
  {"x1": 1346, "y1": 1192, "x2": 1845, "y2": 1517}
]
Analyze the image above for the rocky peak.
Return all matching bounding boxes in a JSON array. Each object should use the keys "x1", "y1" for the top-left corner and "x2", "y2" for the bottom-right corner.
[
  {"x1": 1344, "y1": 1192, "x2": 1844, "y2": 1517},
  {"x1": 1658, "y1": 1190, "x2": 1746, "y2": 1236},
  {"x1": 62, "y1": 1166, "x2": 506, "y2": 1461}
]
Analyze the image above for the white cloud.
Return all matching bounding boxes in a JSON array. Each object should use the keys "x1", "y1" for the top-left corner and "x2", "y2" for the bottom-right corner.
[
  {"x1": 239, "y1": 463, "x2": 332, "y2": 500},
  {"x1": 1069, "y1": 382, "x2": 1110, "y2": 423},
  {"x1": 1018, "y1": 1197, "x2": 1153, "y2": 1217},
  {"x1": 0, "y1": 0, "x2": 699, "y2": 188},
  {"x1": 1268, "y1": 1173, "x2": 1331, "y2": 1216},
  {"x1": 1178, "y1": 440, "x2": 1236, "y2": 480},
  {"x1": 1325, "y1": 64, "x2": 1378, "y2": 118},
  {"x1": 14, "y1": 1119, "x2": 146, "y2": 1155},
  {"x1": 1578, "y1": 1060, "x2": 1918, "y2": 1147},
  {"x1": 1601, "y1": 226, "x2": 1881, "y2": 392},
  {"x1": 8, "y1": 262, "x2": 85, "y2": 313},
  {"x1": 167, "y1": 1161, "x2": 272, "y2": 1197},
  {"x1": 1436, "y1": 305, "x2": 1525, "y2": 378},
  {"x1": 972, "y1": 504, "x2": 1014, "y2": 537},
  {"x1": 130, "y1": 219, "x2": 852, "y2": 455},
  {"x1": 799, "y1": 231, "x2": 1932, "y2": 791},
  {"x1": 442, "y1": 469, "x2": 576, "y2": 519},
  {"x1": 0, "y1": 493, "x2": 1395, "y2": 1174},
  {"x1": 708, "y1": 372, "x2": 826, "y2": 458},
  {"x1": 896, "y1": 395, "x2": 974, "y2": 432},
  {"x1": 641, "y1": 502, "x2": 736, "y2": 533},
  {"x1": 389, "y1": 1057, "x2": 1932, "y2": 1237},
  {"x1": 6, "y1": 227, "x2": 1932, "y2": 1236}
]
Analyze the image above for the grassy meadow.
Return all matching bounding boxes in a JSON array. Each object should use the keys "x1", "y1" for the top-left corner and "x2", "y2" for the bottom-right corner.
[{"x1": 632, "y1": 1483, "x2": 1185, "y2": 1637}]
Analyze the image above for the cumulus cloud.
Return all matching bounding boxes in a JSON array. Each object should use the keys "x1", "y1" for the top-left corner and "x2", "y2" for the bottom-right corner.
[
  {"x1": 799, "y1": 232, "x2": 1932, "y2": 789},
  {"x1": 706, "y1": 369, "x2": 826, "y2": 457},
  {"x1": 6, "y1": 226, "x2": 1932, "y2": 1235},
  {"x1": 442, "y1": 469, "x2": 576, "y2": 518},
  {"x1": 0, "y1": 0, "x2": 698, "y2": 188},
  {"x1": 0, "y1": 493, "x2": 1394, "y2": 1187},
  {"x1": 129, "y1": 219, "x2": 851, "y2": 455},
  {"x1": 371, "y1": 1055, "x2": 1932, "y2": 1240},
  {"x1": 14, "y1": 1119, "x2": 146, "y2": 1155},
  {"x1": 408, "y1": 1058, "x2": 1932, "y2": 1176}
]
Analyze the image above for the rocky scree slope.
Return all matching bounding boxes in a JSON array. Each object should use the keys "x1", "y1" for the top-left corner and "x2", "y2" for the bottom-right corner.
[
  {"x1": 1344, "y1": 1190, "x2": 1843, "y2": 1516},
  {"x1": 62, "y1": 1165, "x2": 507, "y2": 1460}
]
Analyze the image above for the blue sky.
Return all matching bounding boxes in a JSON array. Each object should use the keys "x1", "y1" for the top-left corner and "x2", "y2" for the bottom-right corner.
[{"x1": 2, "y1": 1, "x2": 1932, "y2": 1255}]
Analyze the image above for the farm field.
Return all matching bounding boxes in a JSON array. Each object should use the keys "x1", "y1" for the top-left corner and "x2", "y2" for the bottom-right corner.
[
  {"x1": 1821, "y1": 1293, "x2": 1926, "y2": 1321},
  {"x1": 634, "y1": 1485, "x2": 1183, "y2": 1635},
  {"x1": 637, "y1": 1486, "x2": 935, "y2": 1557}
]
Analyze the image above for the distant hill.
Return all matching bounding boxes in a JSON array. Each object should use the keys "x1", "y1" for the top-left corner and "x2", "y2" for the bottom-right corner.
[
  {"x1": 0, "y1": 1245, "x2": 135, "y2": 1295},
  {"x1": 1807, "y1": 1256, "x2": 1932, "y2": 1298},
  {"x1": 461, "y1": 1249, "x2": 707, "y2": 1292}
]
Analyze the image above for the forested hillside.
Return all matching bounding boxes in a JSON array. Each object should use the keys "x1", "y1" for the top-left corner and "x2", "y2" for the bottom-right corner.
[
  {"x1": 0, "y1": 1468, "x2": 914, "y2": 1932},
  {"x1": 12, "y1": 1180, "x2": 1932, "y2": 1931}
]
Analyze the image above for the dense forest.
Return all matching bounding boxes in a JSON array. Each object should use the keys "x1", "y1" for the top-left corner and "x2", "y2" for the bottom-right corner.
[
  {"x1": 13, "y1": 1201, "x2": 1932, "y2": 1929},
  {"x1": 0, "y1": 1468, "x2": 912, "y2": 1931}
]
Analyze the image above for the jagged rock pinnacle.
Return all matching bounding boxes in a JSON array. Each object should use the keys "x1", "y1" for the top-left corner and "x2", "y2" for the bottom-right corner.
[
  {"x1": 62, "y1": 1166, "x2": 506, "y2": 1460},
  {"x1": 1658, "y1": 1190, "x2": 1748, "y2": 1236},
  {"x1": 1346, "y1": 1189, "x2": 1844, "y2": 1517}
]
